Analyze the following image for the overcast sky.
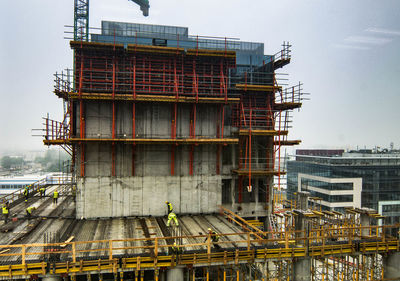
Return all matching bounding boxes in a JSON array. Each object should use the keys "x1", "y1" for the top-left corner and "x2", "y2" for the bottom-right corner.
[{"x1": 1, "y1": 0, "x2": 399, "y2": 154}]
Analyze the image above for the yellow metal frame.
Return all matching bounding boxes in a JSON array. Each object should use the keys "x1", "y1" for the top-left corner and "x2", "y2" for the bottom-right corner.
[
  {"x1": 44, "y1": 138, "x2": 239, "y2": 146},
  {"x1": 56, "y1": 91, "x2": 240, "y2": 104},
  {"x1": 239, "y1": 129, "x2": 288, "y2": 136}
]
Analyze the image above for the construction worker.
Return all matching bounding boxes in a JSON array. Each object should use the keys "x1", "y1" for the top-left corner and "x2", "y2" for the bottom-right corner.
[
  {"x1": 165, "y1": 201, "x2": 173, "y2": 214},
  {"x1": 167, "y1": 212, "x2": 179, "y2": 227},
  {"x1": 2, "y1": 204, "x2": 9, "y2": 223},
  {"x1": 26, "y1": 206, "x2": 36, "y2": 218},
  {"x1": 171, "y1": 242, "x2": 182, "y2": 255},
  {"x1": 53, "y1": 189, "x2": 59, "y2": 204},
  {"x1": 72, "y1": 185, "x2": 77, "y2": 201},
  {"x1": 24, "y1": 186, "x2": 29, "y2": 202},
  {"x1": 205, "y1": 228, "x2": 221, "y2": 249},
  {"x1": 39, "y1": 186, "x2": 46, "y2": 198}
]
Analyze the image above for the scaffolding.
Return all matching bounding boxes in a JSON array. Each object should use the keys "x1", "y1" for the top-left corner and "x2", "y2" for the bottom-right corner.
[
  {"x1": 0, "y1": 205, "x2": 398, "y2": 280},
  {"x1": 44, "y1": 30, "x2": 304, "y2": 200}
]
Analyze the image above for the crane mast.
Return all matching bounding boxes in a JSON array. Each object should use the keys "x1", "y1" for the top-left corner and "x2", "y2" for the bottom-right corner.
[{"x1": 73, "y1": 0, "x2": 149, "y2": 41}]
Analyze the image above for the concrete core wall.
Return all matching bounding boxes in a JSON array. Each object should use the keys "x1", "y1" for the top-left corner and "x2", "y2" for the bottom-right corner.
[
  {"x1": 79, "y1": 102, "x2": 230, "y2": 139},
  {"x1": 76, "y1": 175, "x2": 222, "y2": 218},
  {"x1": 75, "y1": 101, "x2": 232, "y2": 218}
]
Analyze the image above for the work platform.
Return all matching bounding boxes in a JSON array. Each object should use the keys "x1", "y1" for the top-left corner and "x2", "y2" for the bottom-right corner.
[{"x1": 0, "y1": 184, "x2": 399, "y2": 280}]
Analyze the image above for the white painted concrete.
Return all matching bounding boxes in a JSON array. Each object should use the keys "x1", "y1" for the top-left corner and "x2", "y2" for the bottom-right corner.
[{"x1": 297, "y1": 173, "x2": 362, "y2": 209}]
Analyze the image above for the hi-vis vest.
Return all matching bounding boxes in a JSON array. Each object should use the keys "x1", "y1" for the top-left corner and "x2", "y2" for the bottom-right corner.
[
  {"x1": 211, "y1": 231, "x2": 220, "y2": 242},
  {"x1": 167, "y1": 202, "x2": 173, "y2": 212},
  {"x1": 2, "y1": 206, "x2": 8, "y2": 214},
  {"x1": 53, "y1": 191, "x2": 59, "y2": 198}
]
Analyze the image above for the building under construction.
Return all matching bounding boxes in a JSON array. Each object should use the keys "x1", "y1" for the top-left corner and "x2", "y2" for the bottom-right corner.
[
  {"x1": 48, "y1": 22, "x2": 301, "y2": 219},
  {"x1": 0, "y1": 22, "x2": 399, "y2": 281}
]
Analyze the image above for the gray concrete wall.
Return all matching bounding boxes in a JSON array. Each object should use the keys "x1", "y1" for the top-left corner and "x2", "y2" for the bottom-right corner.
[
  {"x1": 292, "y1": 258, "x2": 311, "y2": 281},
  {"x1": 76, "y1": 174, "x2": 222, "y2": 218},
  {"x1": 78, "y1": 102, "x2": 229, "y2": 139},
  {"x1": 77, "y1": 144, "x2": 227, "y2": 177},
  {"x1": 74, "y1": 100, "x2": 244, "y2": 218},
  {"x1": 166, "y1": 267, "x2": 184, "y2": 281},
  {"x1": 383, "y1": 251, "x2": 400, "y2": 280}
]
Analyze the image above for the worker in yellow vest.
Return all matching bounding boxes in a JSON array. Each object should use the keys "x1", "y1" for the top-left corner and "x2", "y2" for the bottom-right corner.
[
  {"x1": 26, "y1": 206, "x2": 36, "y2": 218},
  {"x1": 205, "y1": 228, "x2": 221, "y2": 249},
  {"x1": 167, "y1": 212, "x2": 179, "y2": 227},
  {"x1": 24, "y1": 186, "x2": 29, "y2": 203},
  {"x1": 165, "y1": 201, "x2": 173, "y2": 214},
  {"x1": 2, "y1": 204, "x2": 9, "y2": 223},
  {"x1": 53, "y1": 190, "x2": 59, "y2": 204},
  {"x1": 40, "y1": 187, "x2": 46, "y2": 198},
  {"x1": 171, "y1": 242, "x2": 182, "y2": 255}
]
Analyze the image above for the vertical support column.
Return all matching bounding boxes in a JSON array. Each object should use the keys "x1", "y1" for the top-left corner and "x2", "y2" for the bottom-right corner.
[
  {"x1": 248, "y1": 109, "x2": 252, "y2": 191},
  {"x1": 78, "y1": 50, "x2": 85, "y2": 177},
  {"x1": 131, "y1": 55, "x2": 137, "y2": 176},
  {"x1": 80, "y1": 138, "x2": 85, "y2": 176},
  {"x1": 360, "y1": 210, "x2": 371, "y2": 237},
  {"x1": 238, "y1": 176, "x2": 243, "y2": 204},
  {"x1": 112, "y1": 55, "x2": 116, "y2": 177},
  {"x1": 216, "y1": 105, "x2": 221, "y2": 175},
  {"x1": 297, "y1": 191, "x2": 310, "y2": 211},
  {"x1": 132, "y1": 103, "x2": 136, "y2": 176},
  {"x1": 167, "y1": 267, "x2": 184, "y2": 281},
  {"x1": 189, "y1": 104, "x2": 196, "y2": 176},
  {"x1": 382, "y1": 252, "x2": 400, "y2": 280},
  {"x1": 216, "y1": 145, "x2": 221, "y2": 175},
  {"x1": 292, "y1": 202, "x2": 311, "y2": 281},
  {"x1": 292, "y1": 258, "x2": 311, "y2": 281},
  {"x1": 171, "y1": 103, "x2": 177, "y2": 176},
  {"x1": 133, "y1": 56, "x2": 137, "y2": 98},
  {"x1": 277, "y1": 109, "x2": 282, "y2": 191}
]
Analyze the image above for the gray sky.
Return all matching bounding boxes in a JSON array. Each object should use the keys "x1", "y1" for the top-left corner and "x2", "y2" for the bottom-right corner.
[{"x1": 1, "y1": 0, "x2": 399, "y2": 153}]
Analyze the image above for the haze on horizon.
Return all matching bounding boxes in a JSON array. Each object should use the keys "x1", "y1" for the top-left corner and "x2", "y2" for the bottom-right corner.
[{"x1": 1, "y1": 0, "x2": 399, "y2": 154}]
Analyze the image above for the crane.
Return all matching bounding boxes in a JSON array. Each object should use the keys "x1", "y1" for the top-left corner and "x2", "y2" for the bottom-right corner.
[{"x1": 74, "y1": 0, "x2": 150, "y2": 41}]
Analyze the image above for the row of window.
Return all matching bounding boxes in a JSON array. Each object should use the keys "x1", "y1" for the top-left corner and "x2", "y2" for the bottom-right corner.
[{"x1": 0, "y1": 184, "x2": 30, "y2": 189}]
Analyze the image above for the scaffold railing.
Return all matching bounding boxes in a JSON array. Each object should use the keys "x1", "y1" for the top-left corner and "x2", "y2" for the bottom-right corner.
[
  {"x1": 0, "y1": 224, "x2": 398, "y2": 267},
  {"x1": 273, "y1": 41, "x2": 291, "y2": 63},
  {"x1": 275, "y1": 82, "x2": 305, "y2": 105},
  {"x1": 43, "y1": 117, "x2": 70, "y2": 141},
  {"x1": 54, "y1": 70, "x2": 291, "y2": 102},
  {"x1": 0, "y1": 175, "x2": 73, "y2": 206}
]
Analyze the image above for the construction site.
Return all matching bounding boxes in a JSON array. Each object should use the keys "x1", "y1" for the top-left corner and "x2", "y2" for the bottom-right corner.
[{"x1": 0, "y1": 1, "x2": 399, "y2": 280}]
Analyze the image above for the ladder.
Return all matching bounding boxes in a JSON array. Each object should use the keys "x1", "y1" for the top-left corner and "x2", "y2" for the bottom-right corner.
[{"x1": 269, "y1": 214, "x2": 278, "y2": 239}]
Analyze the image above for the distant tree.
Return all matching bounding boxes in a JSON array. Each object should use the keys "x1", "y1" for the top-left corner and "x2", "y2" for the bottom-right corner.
[
  {"x1": 1, "y1": 156, "x2": 24, "y2": 169},
  {"x1": 1, "y1": 156, "x2": 12, "y2": 169},
  {"x1": 34, "y1": 149, "x2": 71, "y2": 172}
]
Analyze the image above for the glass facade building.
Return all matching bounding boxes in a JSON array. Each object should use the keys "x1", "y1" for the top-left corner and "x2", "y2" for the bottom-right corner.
[{"x1": 287, "y1": 151, "x2": 400, "y2": 224}]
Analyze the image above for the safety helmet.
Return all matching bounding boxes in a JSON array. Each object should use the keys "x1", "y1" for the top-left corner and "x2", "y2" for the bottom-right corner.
[
  {"x1": 208, "y1": 228, "x2": 212, "y2": 232},
  {"x1": 165, "y1": 201, "x2": 169, "y2": 204}
]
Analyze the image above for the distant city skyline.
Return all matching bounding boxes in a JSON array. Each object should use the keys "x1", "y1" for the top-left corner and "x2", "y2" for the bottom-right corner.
[{"x1": 1, "y1": 0, "x2": 399, "y2": 153}]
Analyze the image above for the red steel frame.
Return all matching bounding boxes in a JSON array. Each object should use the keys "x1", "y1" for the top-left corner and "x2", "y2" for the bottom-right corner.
[
  {"x1": 48, "y1": 40, "x2": 302, "y2": 209},
  {"x1": 69, "y1": 41, "x2": 235, "y2": 177}
]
